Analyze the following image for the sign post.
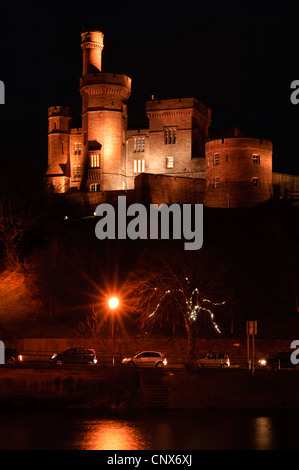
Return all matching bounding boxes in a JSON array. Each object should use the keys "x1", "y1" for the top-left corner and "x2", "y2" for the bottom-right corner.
[{"x1": 246, "y1": 321, "x2": 257, "y2": 374}]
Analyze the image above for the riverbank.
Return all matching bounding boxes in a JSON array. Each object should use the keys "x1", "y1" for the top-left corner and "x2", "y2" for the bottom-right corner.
[{"x1": 1, "y1": 366, "x2": 299, "y2": 411}]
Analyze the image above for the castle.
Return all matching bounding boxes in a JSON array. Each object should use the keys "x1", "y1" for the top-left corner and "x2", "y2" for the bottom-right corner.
[{"x1": 46, "y1": 31, "x2": 299, "y2": 209}]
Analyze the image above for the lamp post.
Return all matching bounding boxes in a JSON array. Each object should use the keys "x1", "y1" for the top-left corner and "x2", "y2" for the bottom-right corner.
[{"x1": 108, "y1": 296, "x2": 119, "y2": 366}]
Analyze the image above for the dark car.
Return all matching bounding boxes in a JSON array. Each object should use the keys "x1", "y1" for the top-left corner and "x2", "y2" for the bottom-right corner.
[
  {"x1": 49, "y1": 348, "x2": 97, "y2": 365},
  {"x1": 5, "y1": 348, "x2": 23, "y2": 364},
  {"x1": 266, "y1": 352, "x2": 298, "y2": 369}
]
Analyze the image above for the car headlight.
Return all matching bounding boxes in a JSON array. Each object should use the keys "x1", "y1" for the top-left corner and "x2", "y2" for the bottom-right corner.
[
  {"x1": 51, "y1": 354, "x2": 57, "y2": 360},
  {"x1": 259, "y1": 359, "x2": 267, "y2": 366},
  {"x1": 163, "y1": 358, "x2": 167, "y2": 366}
]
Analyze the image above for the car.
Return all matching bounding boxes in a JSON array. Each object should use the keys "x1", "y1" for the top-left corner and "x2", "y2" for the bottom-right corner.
[
  {"x1": 122, "y1": 351, "x2": 167, "y2": 368},
  {"x1": 5, "y1": 348, "x2": 23, "y2": 364},
  {"x1": 49, "y1": 348, "x2": 97, "y2": 365},
  {"x1": 264, "y1": 351, "x2": 298, "y2": 369},
  {"x1": 197, "y1": 352, "x2": 230, "y2": 368}
]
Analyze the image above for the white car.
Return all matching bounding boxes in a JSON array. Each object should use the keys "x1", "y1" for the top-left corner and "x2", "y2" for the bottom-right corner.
[
  {"x1": 122, "y1": 351, "x2": 167, "y2": 368},
  {"x1": 197, "y1": 352, "x2": 230, "y2": 368}
]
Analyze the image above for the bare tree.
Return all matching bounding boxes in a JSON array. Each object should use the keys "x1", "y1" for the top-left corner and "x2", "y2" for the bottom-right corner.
[{"x1": 126, "y1": 245, "x2": 225, "y2": 368}]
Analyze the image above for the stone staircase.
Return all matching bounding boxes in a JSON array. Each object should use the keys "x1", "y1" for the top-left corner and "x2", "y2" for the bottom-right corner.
[{"x1": 140, "y1": 369, "x2": 169, "y2": 409}]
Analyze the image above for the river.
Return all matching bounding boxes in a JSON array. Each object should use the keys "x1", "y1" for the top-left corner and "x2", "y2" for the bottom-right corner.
[{"x1": 0, "y1": 408, "x2": 299, "y2": 450}]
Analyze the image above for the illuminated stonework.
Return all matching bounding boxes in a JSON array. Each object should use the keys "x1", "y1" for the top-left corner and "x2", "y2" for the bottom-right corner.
[
  {"x1": 45, "y1": 30, "x2": 299, "y2": 208},
  {"x1": 46, "y1": 30, "x2": 211, "y2": 196}
]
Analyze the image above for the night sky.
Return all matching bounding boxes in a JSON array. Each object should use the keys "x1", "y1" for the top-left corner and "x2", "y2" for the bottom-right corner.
[{"x1": 0, "y1": 0, "x2": 299, "y2": 175}]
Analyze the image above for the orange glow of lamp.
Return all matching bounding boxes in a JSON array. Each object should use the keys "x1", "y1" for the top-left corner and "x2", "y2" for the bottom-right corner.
[{"x1": 108, "y1": 297, "x2": 119, "y2": 310}]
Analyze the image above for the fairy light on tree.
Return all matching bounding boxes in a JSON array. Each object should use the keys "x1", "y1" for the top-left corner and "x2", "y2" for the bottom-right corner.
[
  {"x1": 149, "y1": 282, "x2": 224, "y2": 334},
  {"x1": 128, "y1": 256, "x2": 226, "y2": 368}
]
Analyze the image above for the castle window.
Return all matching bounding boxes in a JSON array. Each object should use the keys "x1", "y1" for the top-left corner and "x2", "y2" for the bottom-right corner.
[
  {"x1": 166, "y1": 156, "x2": 174, "y2": 169},
  {"x1": 252, "y1": 177, "x2": 259, "y2": 187},
  {"x1": 214, "y1": 153, "x2": 220, "y2": 166},
  {"x1": 74, "y1": 143, "x2": 81, "y2": 155},
  {"x1": 214, "y1": 176, "x2": 220, "y2": 188},
  {"x1": 253, "y1": 154, "x2": 260, "y2": 164},
  {"x1": 134, "y1": 160, "x2": 145, "y2": 173},
  {"x1": 164, "y1": 128, "x2": 177, "y2": 145},
  {"x1": 142, "y1": 138, "x2": 145, "y2": 152},
  {"x1": 74, "y1": 165, "x2": 81, "y2": 178},
  {"x1": 137, "y1": 138, "x2": 141, "y2": 152},
  {"x1": 134, "y1": 139, "x2": 137, "y2": 152},
  {"x1": 90, "y1": 183, "x2": 100, "y2": 192},
  {"x1": 91, "y1": 154, "x2": 100, "y2": 168}
]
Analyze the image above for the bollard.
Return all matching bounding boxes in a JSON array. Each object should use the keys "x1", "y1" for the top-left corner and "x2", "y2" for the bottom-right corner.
[{"x1": 0, "y1": 341, "x2": 4, "y2": 364}]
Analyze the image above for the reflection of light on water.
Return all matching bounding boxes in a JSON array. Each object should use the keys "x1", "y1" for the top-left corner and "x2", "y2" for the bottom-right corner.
[
  {"x1": 254, "y1": 416, "x2": 273, "y2": 450},
  {"x1": 74, "y1": 420, "x2": 151, "y2": 450}
]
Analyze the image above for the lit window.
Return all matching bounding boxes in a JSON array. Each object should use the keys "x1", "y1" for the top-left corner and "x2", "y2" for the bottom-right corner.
[
  {"x1": 90, "y1": 183, "x2": 100, "y2": 192},
  {"x1": 134, "y1": 160, "x2": 145, "y2": 173},
  {"x1": 252, "y1": 177, "x2": 259, "y2": 187},
  {"x1": 166, "y1": 157, "x2": 174, "y2": 169},
  {"x1": 74, "y1": 143, "x2": 81, "y2": 155},
  {"x1": 74, "y1": 165, "x2": 81, "y2": 178},
  {"x1": 214, "y1": 176, "x2": 220, "y2": 188},
  {"x1": 253, "y1": 154, "x2": 260, "y2": 164},
  {"x1": 214, "y1": 153, "x2": 219, "y2": 166},
  {"x1": 91, "y1": 154, "x2": 100, "y2": 168}
]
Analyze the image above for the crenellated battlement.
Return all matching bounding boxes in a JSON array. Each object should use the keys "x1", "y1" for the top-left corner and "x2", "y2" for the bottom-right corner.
[{"x1": 48, "y1": 106, "x2": 71, "y2": 117}]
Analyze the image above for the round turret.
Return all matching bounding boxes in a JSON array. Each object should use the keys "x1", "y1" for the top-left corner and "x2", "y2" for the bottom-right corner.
[
  {"x1": 81, "y1": 31, "x2": 104, "y2": 75},
  {"x1": 204, "y1": 137, "x2": 273, "y2": 208}
]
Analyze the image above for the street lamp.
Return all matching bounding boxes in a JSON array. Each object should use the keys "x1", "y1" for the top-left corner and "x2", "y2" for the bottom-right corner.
[{"x1": 108, "y1": 296, "x2": 119, "y2": 366}]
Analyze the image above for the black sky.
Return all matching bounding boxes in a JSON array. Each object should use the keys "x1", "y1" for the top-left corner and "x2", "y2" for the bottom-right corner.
[{"x1": 0, "y1": 0, "x2": 299, "y2": 174}]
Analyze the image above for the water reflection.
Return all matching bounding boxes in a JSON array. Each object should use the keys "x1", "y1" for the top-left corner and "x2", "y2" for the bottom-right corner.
[
  {"x1": 1, "y1": 409, "x2": 299, "y2": 449},
  {"x1": 254, "y1": 417, "x2": 273, "y2": 450},
  {"x1": 73, "y1": 419, "x2": 150, "y2": 450}
]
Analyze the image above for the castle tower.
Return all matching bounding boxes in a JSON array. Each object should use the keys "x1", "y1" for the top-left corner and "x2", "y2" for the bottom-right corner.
[
  {"x1": 80, "y1": 31, "x2": 132, "y2": 191},
  {"x1": 145, "y1": 97, "x2": 211, "y2": 175},
  {"x1": 81, "y1": 31, "x2": 104, "y2": 75},
  {"x1": 204, "y1": 137, "x2": 273, "y2": 208},
  {"x1": 46, "y1": 106, "x2": 72, "y2": 193}
]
